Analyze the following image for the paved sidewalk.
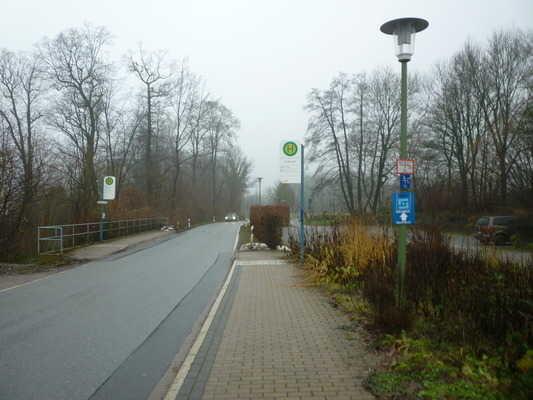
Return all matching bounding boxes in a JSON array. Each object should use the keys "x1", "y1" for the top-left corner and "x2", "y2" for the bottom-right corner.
[
  {"x1": 175, "y1": 250, "x2": 376, "y2": 400},
  {"x1": 69, "y1": 230, "x2": 174, "y2": 260}
]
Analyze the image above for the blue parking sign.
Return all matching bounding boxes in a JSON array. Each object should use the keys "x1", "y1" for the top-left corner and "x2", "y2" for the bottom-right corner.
[{"x1": 392, "y1": 192, "x2": 415, "y2": 225}]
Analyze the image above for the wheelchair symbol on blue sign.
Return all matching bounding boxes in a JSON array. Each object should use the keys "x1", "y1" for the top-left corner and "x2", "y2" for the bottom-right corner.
[{"x1": 399, "y1": 174, "x2": 412, "y2": 190}]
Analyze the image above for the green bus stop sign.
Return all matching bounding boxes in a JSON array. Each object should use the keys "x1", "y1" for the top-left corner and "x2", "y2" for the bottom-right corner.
[{"x1": 282, "y1": 141, "x2": 298, "y2": 157}]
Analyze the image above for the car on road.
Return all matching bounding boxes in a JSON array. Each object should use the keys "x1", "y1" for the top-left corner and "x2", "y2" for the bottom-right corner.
[
  {"x1": 474, "y1": 216, "x2": 519, "y2": 245},
  {"x1": 224, "y1": 212, "x2": 239, "y2": 222}
]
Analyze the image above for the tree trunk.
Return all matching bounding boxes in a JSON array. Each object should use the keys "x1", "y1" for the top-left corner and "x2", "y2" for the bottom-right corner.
[{"x1": 146, "y1": 83, "x2": 153, "y2": 204}]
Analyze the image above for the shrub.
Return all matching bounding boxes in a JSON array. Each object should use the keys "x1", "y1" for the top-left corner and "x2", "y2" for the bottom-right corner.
[
  {"x1": 511, "y1": 233, "x2": 523, "y2": 248},
  {"x1": 250, "y1": 204, "x2": 290, "y2": 228},
  {"x1": 260, "y1": 214, "x2": 283, "y2": 249},
  {"x1": 407, "y1": 226, "x2": 532, "y2": 349},
  {"x1": 250, "y1": 205, "x2": 289, "y2": 248},
  {"x1": 293, "y1": 218, "x2": 533, "y2": 349},
  {"x1": 295, "y1": 219, "x2": 533, "y2": 399}
]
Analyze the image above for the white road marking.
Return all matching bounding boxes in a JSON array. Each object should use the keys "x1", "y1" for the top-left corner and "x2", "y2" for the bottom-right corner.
[
  {"x1": 0, "y1": 268, "x2": 71, "y2": 294},
  {"x1": 236, "y1": 260, "x2": 289, "y2": 266},
  {"x1": 163, "y1": 228, "x2": 240, "y2": 400},
  {"x1": 163, "y1": 259, "x2": 237, "y2": 400},
  {"x1": 0, "y1": 276, "x2": 47, "y2": 294}
]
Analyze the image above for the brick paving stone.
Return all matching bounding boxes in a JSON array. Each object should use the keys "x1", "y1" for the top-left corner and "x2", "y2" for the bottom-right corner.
[{"x1": 197, "y1": 251, "x2": 376, "y2": 399}]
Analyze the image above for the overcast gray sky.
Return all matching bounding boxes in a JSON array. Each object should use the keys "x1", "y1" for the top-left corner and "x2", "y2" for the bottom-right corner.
[{"x1": 2, "y1": 0, "x2": 532, "y2": 191}]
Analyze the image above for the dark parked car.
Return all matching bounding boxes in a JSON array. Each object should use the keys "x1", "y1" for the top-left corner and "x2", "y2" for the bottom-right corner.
[{"x1": 474, "y1": 216, "x2": 519, "y2": 245}]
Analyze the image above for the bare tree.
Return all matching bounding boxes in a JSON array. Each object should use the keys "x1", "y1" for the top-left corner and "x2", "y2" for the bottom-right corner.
[
  {"x1": 0, "y1": 23, "x2": 254, "y2": 257},
  {"x1": 101, "y1": 86, "x2": 143, "y2": 198},
  {"x1": 364, "y1": 68, "x2": 402, "y2": 212},
  {"x1": 40, "y1": 24, "x2": 112, "y2": 220},
  {"x1": 204, "y1": 100, "x2": 239, "y2": 218},
  {"x1": 0, "y1": 49, "x2": 44, "y2": 236},
  {"x1": 429, "y1": 46, "x2": 486, "y2": 209},
  {"x1": 189, "y1": 87, "x2": 210, "y2": 189},
  {"x1": 0, "y1": 120, "x2": 19, "y2": 255},
  {"x1": 222, "y1": 147, "x2": 252, "y2": 213},
  {"x1": 167, "y1": 61, "x2": 196, "y2": 210},
  {"x1": 306, "y1": 70, "x2": 409, "y2": 214},
  {"x1": 128, "y1": 45, "x2": 170, "y2": 205},
  {"x1": 509, "y1": 77, "x2": 533, "y2": 204},
  {"x1": 306, "y1": 73, "x2": 356, "y2": 214},
  {"x1": 352, "y1": 73, "x2": 369, "y2": 214},
  {"x1": 472, "y1": 30, "x2": 531, "y2": 205}
]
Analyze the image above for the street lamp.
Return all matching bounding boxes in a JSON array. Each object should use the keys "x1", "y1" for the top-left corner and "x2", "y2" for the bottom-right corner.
[
  {"x1": 380, "y1": 17, "x2": 428, "y2": 307},
  {"x1": 257, "y1": 177, "x2": 263, "y2": 205},
  {"x1": 380, "y1": 17, "x2": 428, "y2": 62}
]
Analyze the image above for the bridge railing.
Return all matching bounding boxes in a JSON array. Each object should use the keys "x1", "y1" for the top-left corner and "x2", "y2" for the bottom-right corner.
[{"x1": 37, "y1": 217, "x2": 168, "y2": 255}]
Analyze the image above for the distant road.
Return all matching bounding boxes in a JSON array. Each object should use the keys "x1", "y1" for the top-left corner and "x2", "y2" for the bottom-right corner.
[
  {"x1": 0, "y1": 222, "x2": 240, "y2": 400},
  {"x1": 446, "y1": 232, "x2": 531, "y2": 264},
  {"x1": 284, "y1": 223, "x2": 532, "y2": 264}
]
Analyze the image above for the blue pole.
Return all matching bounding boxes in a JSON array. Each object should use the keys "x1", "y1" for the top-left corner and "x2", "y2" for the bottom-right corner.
[{"x1": 299, "y1": 144, "x2": 305, "y2": 264}]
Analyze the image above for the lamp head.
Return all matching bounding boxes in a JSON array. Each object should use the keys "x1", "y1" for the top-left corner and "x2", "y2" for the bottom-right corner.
[{"x1": 380, "y1": 17, "x2": 428, "y2": 62}]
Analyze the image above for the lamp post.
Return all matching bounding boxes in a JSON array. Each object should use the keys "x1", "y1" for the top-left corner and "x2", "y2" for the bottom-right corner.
[
  {"x1": 380, "y1": 17, "x2": 428, "y2": 307},
  {"x1": 257, "y1": 177, "x2": 263, "y2": 205}
]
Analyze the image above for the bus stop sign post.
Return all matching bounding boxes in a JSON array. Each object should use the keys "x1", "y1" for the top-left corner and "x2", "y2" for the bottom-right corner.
[
  {"x1": 280, "y1": 140, "x2": 305, "y2": 264},
  {"x1": 299, "y1": 144, "x2": 305, "y2": 264}
]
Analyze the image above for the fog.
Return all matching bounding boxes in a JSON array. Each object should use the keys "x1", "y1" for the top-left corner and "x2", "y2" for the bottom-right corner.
[{"x1": 2, "y1": 0, "x2": 532, "y2": 189}]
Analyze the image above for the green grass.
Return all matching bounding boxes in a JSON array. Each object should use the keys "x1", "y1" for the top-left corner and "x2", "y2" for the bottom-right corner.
[{"x1": 365, "y1": 333, "x2": 532, "y2": 400}]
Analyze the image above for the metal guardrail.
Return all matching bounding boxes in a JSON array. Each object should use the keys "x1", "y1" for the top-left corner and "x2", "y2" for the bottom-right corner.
[{"x1": 37, "y1": 217, "x2": 168, "y2": 255}]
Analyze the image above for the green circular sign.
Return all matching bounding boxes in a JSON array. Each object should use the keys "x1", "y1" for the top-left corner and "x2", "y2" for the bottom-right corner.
[
  {"x1": 105, "y1": 177, "x2": 114, "y2": 185},
  {"x1": 282, "y1": 141, "x2": 298, "y2": 157}
]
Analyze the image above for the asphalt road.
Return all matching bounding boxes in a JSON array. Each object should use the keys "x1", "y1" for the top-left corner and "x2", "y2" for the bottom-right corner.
[{"x1": 0, "y1": 222, "x2": 240, "y2": 400}]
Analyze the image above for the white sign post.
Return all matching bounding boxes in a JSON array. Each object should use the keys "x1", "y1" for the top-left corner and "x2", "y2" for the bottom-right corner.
[
  {"x1": 103, "y1": 176, "x2": 116, "y2": 201},
  {"x1": 279, "y1": 140, "x2": 305, "y2": 263},
  {"x1": 280, "y1": 141, "x2": 301, "y2": 184},
  {"x1": 99, "y1": 176, "x2": 115, "y2": 241}
]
